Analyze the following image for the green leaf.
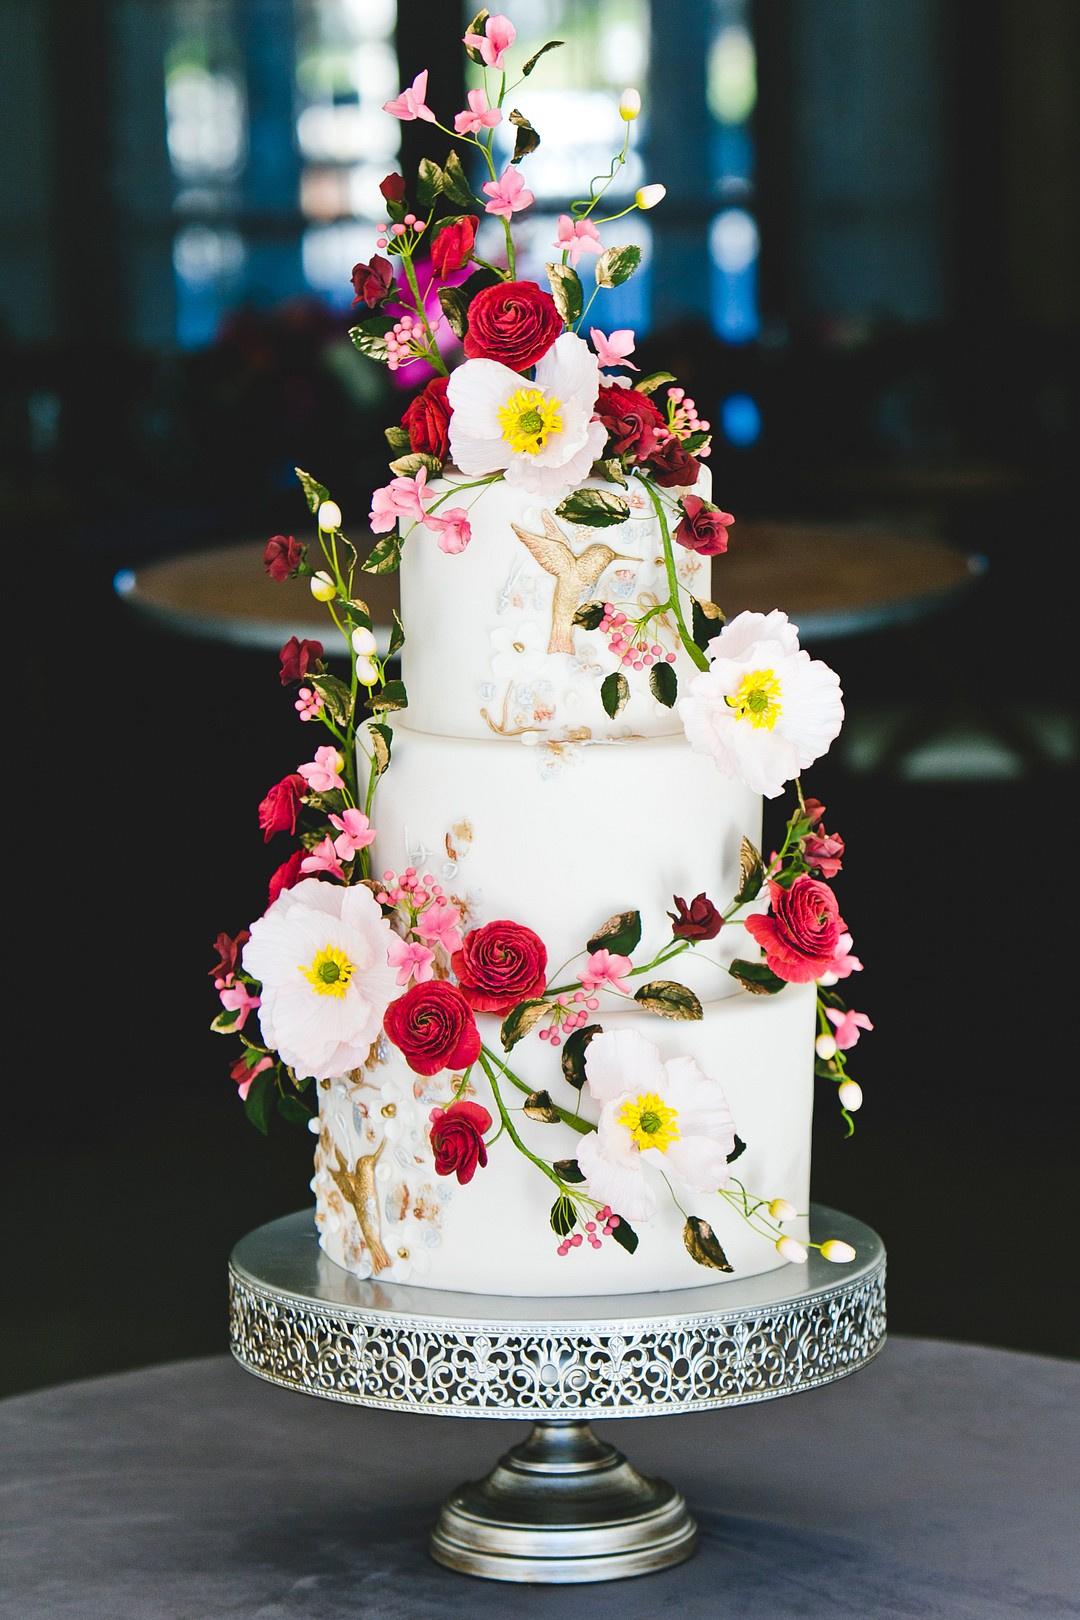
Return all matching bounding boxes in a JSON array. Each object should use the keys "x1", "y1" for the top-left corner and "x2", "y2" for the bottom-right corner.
[
  {"x1": 384, "y1": 425, "x2": 411, "y2": 453},
  {"x1": 560, "y1": 1024, "x2": 602, "y2": 1091},
  {"x1": 728, "y1": 959, "x2": 786, "y2": 996},
  {"x1": 573, "y1": 600, "x2": 605, "y2": 631},
  {"x1": 691, "y1": 596, "x2": 725, "y2": 652},
  {"x1": 364, "y1": 721, "x2": 393, "y2": 778},
  {"x1": 600, "y1": 670, "x2": 629, "y2": 719},
  {"x1": 522, "y1": 38, "x2": 563, "y2": 75},
  {"x1": 295, "y1": 467, "x2": 329, "y2": 513},
  {"x1": 734, "y1": 836, "x2": 765, "y2": 904},
  {"x1": 388, "y1": 608, "x2": 405, "y2": 656},
  {"x1": 592, "y1": 456, "x2": 627, "y2": 487},
  {"x1": 348, "y1": 316, "x2": 397, "y2": 362},
  {"x1": 388, "y1": 450, "x2": 443, "y2": 478},
  {"x1": 727, "y1": 1134, "x2": 747, "y2": 1164},
  {"x1": 608, "y1": 1215, "x2": 639, "y2": 1255},
  {"x1": 310, "y1": 673, "x2": 353, "y2": 727},
  {"x1": 210, "y1": 1008, "x2": 240, "y2": 1034},
  {"x1": 649, "y1": 661, "x2": 678, "y2": 708},
  {"x1": 587, "y1": 909, "x2": 642, "y2": 957},
  {"x1": 683, "y1": 1216, "x2": 734, "y2": 1272},
  {"x1": 361, "y1": 532, "x2": 402, "y2": 575},
  {"x1": 437, "y1": 266, "x2": 500, "y2": 338},
  {"x1": 462, "y1": 9, "x2": 491, "y2": 64},
  {"x1": 243, "y1": 1070, "x2": 273, "y2": 1136},
  {"x1": 416, "y1": 157, "x2": 445, "y2": 211},
  {"x1": 509, "y1": 108, "x2": 540, "y2": 163},
  {"x1": 368, "y1": 678, "x2": 407, "y2": 712},
  {"x1": 524, "y1": 1089, "x2": 561, "y2": 1123},
  {"x1": 278, "y1": 1093, "x2": 312, "y2": 1126},
  {"x1": 344, "y1": 596, "x2": 372, "y2": 632},
  {"x1": 552, "y1": 1158, "x2": 586, "y2": 1184},
  {"x1": 594, "y1": 244, "x2": 642, "y2": 289},
  {"x1": 545, "y1": 261, "x2": 583, "y2": 326},
  {"x1": 814, "y1": 1057, "x2": 838, "y2": 1080},
  {"x1": 555, "y1": 487, "x2": 631, "y2": 527},
  {"x1": 633, "y1": 980, "x2": 704, "y2": 1021},
  {"x1": 635, "y1": 370, "x2": 676, "y2": 396},
  {"x1": 443, "y1": 149, "x2": 479, "y2": 210},
  {"x1": 500, "y1": 998, "x2": 550, "y2": 1052},
  {"x1": 550, "y1": 1194, "x2": 577, "y2": 1238}
]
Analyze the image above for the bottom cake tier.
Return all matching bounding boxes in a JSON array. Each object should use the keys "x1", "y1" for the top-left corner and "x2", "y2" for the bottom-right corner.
[{"x1": 312, "y1": 980, "x2": 815, "y2": 1297}]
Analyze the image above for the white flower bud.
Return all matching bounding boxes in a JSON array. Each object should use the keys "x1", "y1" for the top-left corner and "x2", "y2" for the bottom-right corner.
[
  {"x1": 306, "y1": 1117, "x2": 320, "y2": 1136},
  {"x1": 317, "y1": 500, "x2": 342, "y2": 532},
  {"x1": 815, "y1": 1033, "x2": 838, "y2": 1061},
  {"x1": 635, "y1": 183, "x2": 666, "y2": 211},
  {"x1": 838, "y1": 1079, "x2": 863, "y2": 1112},
  {"x1": 768, "y1": 1198, "x2": 797, "y2": 1222},
  {"x1": 820, "y1": 1239, "x2": 856, "y2": 1264},
  {"x1": 310, "y1": 571, "x2": 336, "y2": 601},
  {"x1": 355, "y1": 655, "x2": 379, "y2": 686},
  {"x1": 351, "y1": 625, "x2": 377, "y2": 656},
  {"x1": 776, "y1": 1235, "x2": 808, "y2": 1265},
  {"x1": 619, "y1": 88, "x2": 642, "y2": 121}
]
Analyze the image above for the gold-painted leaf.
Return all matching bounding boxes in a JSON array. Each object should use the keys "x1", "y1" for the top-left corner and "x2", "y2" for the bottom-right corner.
[
  {"x1": 594, "y1": 243, "x2": 642, "y2": 289},
  {"x1": 522, "y1": 38, "x2": 563, "y2": 75},
  {"x1": 560, "y1": 1024, "x2": 602, "y2": 1090},
  {"x1": 545, "y1": 261, "x2": 583, "y2": 325},
  {"x1": 735, "y1": 836, "x2": 765, "y2": 903},
  {"x1": 294, "y1": 467, "x2": 329, "y2": 512},
  {"x1": 633, "y1": 980, "x2": 703, "y2": 1021},
  {"x1": 600, "y1": 670, "x2": 629, "y2": 719},
  {"x1": 388, "y1": 451, "x2": 443, "y2": 478},
  {"x1": 587, "y1": 910, "x2": 642, "y2": 956},
  {"x1": 636, "y1": 370, "x2": 676, "y2": 396},
  {"x1": 500, "y1": 998, "x2": 550, "y2": 1051},
  {"x1": 683, "y1": 1216, "x2": 734, "y2": 1272},
  {"x1": 524, "y1": 1089, "x2": 561, "y2": 1123},
  {"x1": 728, "y1": 959, "x2": 786, "y2": 995},
  {"x1": 509, "y1": 108, "x2": 540, "y2": 163}
]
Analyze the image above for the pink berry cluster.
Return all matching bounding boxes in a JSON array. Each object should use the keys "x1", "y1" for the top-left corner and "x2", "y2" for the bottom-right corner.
[
  {"x1": 538, "y1": 989, "x2": 602, "y2": 1048},
  {"x1": 295, "y1": 685, "x2": 324, "y2": 721},
  {"x1": 375, "y1": 213, "x2": 426, "y2": 254},
  {"x1": 664, "y1": 386, "x2": 711, "y2": 455},
  {"x1": 383, "y1": 312, "x2": 424, "y2": 372},
  {"x1": 376, "y1": 865, "x2": 447, "y2": 918},
  {"x1": 556, "y1": 1205, "x2": 621, "y2": 1258},
  {"x1": 598, "y1": 604, "x2": 678, "y2": 670}
]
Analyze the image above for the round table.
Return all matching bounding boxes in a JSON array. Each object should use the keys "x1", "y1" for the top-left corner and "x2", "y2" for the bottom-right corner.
[
  {"x1": 2, "y1": 1340, "x2": 1076, "y2": 1617},
  {"x1": 114, "y1": 525, "x2": 983, "y2": 652}
]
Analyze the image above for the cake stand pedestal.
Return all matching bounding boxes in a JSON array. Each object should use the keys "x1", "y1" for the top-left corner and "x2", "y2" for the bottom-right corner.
[{"x1": 228, "y1": 1206, "x2": 885, "y2": 1584}]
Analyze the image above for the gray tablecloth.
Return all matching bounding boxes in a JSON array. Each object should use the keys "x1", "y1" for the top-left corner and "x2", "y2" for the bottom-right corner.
[{"x1": 2, "y1": 1339, "x2": 1077, "y2": 1619}]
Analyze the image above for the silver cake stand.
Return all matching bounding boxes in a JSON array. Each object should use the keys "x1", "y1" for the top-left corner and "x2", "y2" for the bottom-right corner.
[{"x1": 228, "y1": 1206, "x2": 885, "y2": 1584}]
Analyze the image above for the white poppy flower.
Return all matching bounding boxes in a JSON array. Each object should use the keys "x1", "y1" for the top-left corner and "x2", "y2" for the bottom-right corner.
[
  {"x1": 576, "y1": 1029, "x2": 738, "y2": 1222},
  {"x1": 243, "y1": 879, "x2": 398, "y2": 1081},
  {"x1": 447, "y1": 332, "x2": 607, "y2": 503},
  {"x1": 679, "y1": 610, "x2": 844, "y2": 798},
  {"x1": 489, "y1": 621, "x2": 550, "y2": 682}
]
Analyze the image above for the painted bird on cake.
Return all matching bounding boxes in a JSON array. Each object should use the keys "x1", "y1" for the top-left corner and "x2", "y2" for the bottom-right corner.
[{"x1": 510, "y1": 510, "x2": 637, "y2": 654}]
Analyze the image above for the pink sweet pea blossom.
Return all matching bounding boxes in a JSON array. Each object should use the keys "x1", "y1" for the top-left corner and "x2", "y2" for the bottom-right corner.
[
  {"x1": 590, "y1": 326, "x2": 639, "y2": 370},
  {"x1": 825, "y1": 1007, "x2": 874, "y2": 1050},
  {"x1": 383, "y1": 70, "x2": 436, "y2": 123},
  {"x1": 387, "y1": 934, "x2": 436, "y2": 987},
  {"x1": 219, "y1": 981, "x2": 261, "y2": 1031},
  {"x1": 330, "y1": 809, "x2": 376, "y2": 861},
  {"x1": 300, "y1": 837, "x2": 346, "y2": 881},
  {"x1": 482, "y1": 167, "x2": 534, "y2": 220},
  {"x1": 369, "y1": 467, "x2": 432, "y2": 533},
  {"x1": 423, "y1": 508, "x2": 472, "y2": 554},
  {"x1": 454, "y1": 88, "x2": 501, "y2": 135},
  {"x1": 580, "y1": 949, "x2": 633, "y2": 994},
  {"x1": 555, "y1": 214, "x2": 602, "y2": 266},
  {"x1": 417, "y1": 901, "x2": 464, "y2": 955},
  {"x1": 298, "y1": 746, "x2": 347, "y2": 795},
  {"x1": 231, "y1": 1052, "x2": 272, "y2": 1101},
  {"x1": 819, "y1": 932, "x2": 863, "y2": 985},
  {"x1": 463, "y1": 13, "x2": 516, "y2": 69}
]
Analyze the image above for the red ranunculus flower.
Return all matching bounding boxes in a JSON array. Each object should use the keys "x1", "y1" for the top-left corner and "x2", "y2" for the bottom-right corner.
[
  {"x1": 257, "y1": 773, "x2": 307, "y2": 842},
  {"x1": 646, "y1": 437, "x2": 701, "y2": 488},
  {"x1": 668, "y1": 893, "x2": 724, "y2": 941},
  {"x1": 278, "y1": 636, "x2": 324, "y2": 686},
  {"x1": 463, "y1": 280, "x2": 562, "y2": 370},
  {"x1": 451, "y1": 919, "x2": 548, "y2": 1013},
  {"x1": 401, "y1": 375, "x2": 452, "y2": 460},
  {"x1": 351, "y1": 254, "x2": 394, "y2": 308},
  {"x1": 745, "y1": 877, "x2": 845, "y2": 984},
  {"x1": 209, "y1": 929, "x2": 249, "y2": 981},
  {"x1": 379, "y1": 172, "x2": 406, "y2": 205},
  {"x1": 804, "y1": 829, "x2": 845, "y2": 879},
  {"x1": 263, "y1": 534, "x2": 304, "y2": 581},
  {"x1": 267, "y1": 849, "x2": 306, "y2": 905},
  {"x1": 675, "y1": 495, "x2": 734, "y2": 557},
  {"x1": 428, "y1": 1099, "x2": 492, "y2": 1185},
  {"x1": 594, "y1": 385, "x2": 665, "y2": 461},
  {"x1": 430, "y1": 214, "x2": 478, "y2": 277},
  {"x1": 384, "y1": 980, "x2": 482, "y2": 1077}
]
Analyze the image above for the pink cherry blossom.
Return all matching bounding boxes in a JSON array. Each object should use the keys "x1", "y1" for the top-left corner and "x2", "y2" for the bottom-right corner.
[
  {"x1": 383, "y1": 70, "x2": 436, "y2": 123},
  {"x1": 387, "y1": 934, "x2": 436, "y2": 987},
  {"x1": 417, "y1": 901, "x2": 464, "y2": 955},
  {"x1": 294, "y1": 685, "x2": 324, "y2": 722},
  {"x1": 219, "y1": 981, "x2": 261, "y2": 1031},
  {"x1": 454, "y1": 88, "x2": 501, "y2": 135},
  {"x1": 482, "y1": 166, "x2": 534, "y2": 220},
  {"x1": 590, "y1": 326, "x2": 639, "y2": 370},
  {"x1": 423, "y1": 508, "x2": 472, "y2": 554},
  {"x1": 300, "y1": 837, "x2": 346, "y2": 881},
  {"x1": 463, "y1": 13, "x2": 516, "y2": 69},
  {"x1": 825, "y1": 1007, "x2": 874, "y2": 1050},
  {"x1": 298, "y1": 746, "x2": 347, "y2": 795},
  {"x1": 369, "y1": 467, "x2": 432, "y2": 533},
  {"x1": 330, "y1": 809, "x2": 376, "y2": 861},
  {"x1": 555, "y1": 214, "x2": 602, "y2": 266},
  {"x1": 233, "y1": 1053, "x2": 272, "y2": 1101},
  {"x1": 819, "y1": 932, "x2": 863, "y2": 985},
  {"x1": 580, "y1": 949, "x2": 633, "y2": 994}
]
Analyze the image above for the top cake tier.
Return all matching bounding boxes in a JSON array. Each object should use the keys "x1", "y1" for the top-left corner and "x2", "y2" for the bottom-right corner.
[{"x1": 399, "y1": 470, "x2": 711, "y2": 742}]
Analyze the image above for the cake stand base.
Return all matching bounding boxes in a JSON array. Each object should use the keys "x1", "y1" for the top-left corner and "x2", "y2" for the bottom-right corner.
[{"x1": 430, "y1": 1418, "x2": 696, "y2": 1582}]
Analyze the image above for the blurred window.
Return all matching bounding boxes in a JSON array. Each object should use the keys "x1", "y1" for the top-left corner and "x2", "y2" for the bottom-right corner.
[{"x1": 706, "y1": 0, "x2": 759, "y2": 345}]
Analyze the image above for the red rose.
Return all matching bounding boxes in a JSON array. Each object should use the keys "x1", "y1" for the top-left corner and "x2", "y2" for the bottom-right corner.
[
  {"x1": 384, "y1": 980, "x2": 482, "y2": 1077},
  {"x1": 278, "y1": 636, "x2": 323, "y2": 686},
  {"x1": 668, "y1": 893, "x2": 723, "y2": 941},
  {"x1": 257, "y1": 773, "x2": 306, "y2": 842},
  {"x1": 675, "y1": 495, "x2": 734, "y2": 557},
  {"x1": 209, "y1": 929, "x2": 249, "y2": 981},
  {"x1": 430, "y1": 215, "x2": 478, "y2": 278},
  {"x1": 267, "y1": 849, "x2": 305, "y2": 905},
  {"x1": 804, "y1": 828, "x2": 845, "y2": 879},
  {"x1": 451, "y1": 919, "x2": 548, "y2": 1013},
  {"x1": 594, "y1": 385, "x2": 665, "y2": 460},
  {"x1": 745, "y1": 877, "x2": 845, "y2": 984},
  {"x1": 401, "y1": 375, "x2": 452, "y2": 460},
  {"x1": 463, "y1": 280, "x2": 562, "y2": 370},
  {"x1": 429, "y1": 1099, "x2": 492, "y2": 1185},
  {"x1": 802, "y1": 798, "x2": 827, "y2": 827},
  {"x1": 379, "y1": 172, "x2": 406, "y2": 205},
  {"x1": 351, "y1": 254, "x2": 393, "y2": 309},
  {"x1": 263, "y1": 534, "x2": 304, "y2": 582},
  {"x1": 646, "y1": 437, "x2": 701, "y2": 488}
]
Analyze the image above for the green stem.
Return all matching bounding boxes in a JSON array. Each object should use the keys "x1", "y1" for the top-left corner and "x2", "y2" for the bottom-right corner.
[
  {"x1": 399, "y1": 249, "x2": 448, "y2": 376},
  {"x1": 638, "y1": 474, "x2": 708, "y2": 670},
  {"x1": 546, "y1": 938, "x2": 689, "y2": 998},
  {"x1": 477, "y1": 1052, "x2": 581, "y2": 1187},
  {"x1": 480, "y1": 1044, "x2": 591, "y2": 1137}
]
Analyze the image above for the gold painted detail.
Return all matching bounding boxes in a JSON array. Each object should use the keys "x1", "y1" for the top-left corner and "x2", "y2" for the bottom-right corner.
[
  {"x1": 329, "y1": 1144, "x2": 391, "y2": 1273},
  {"x1": 510, "y1": 510, "x2": 637, "y2": 655},
  {"x1": 617, "y1": 1092, "x2": 680, "y2": 1153}
]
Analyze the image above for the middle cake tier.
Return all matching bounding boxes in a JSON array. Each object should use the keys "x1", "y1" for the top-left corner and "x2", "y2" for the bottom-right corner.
[{"x1": 371, "y1": 724, "x2": 762, "y2": 998}]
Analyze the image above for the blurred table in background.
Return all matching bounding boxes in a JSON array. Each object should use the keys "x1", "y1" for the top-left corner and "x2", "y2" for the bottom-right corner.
[{"x1": 115, "y1": 525, "x2": 984, "y2": 652}]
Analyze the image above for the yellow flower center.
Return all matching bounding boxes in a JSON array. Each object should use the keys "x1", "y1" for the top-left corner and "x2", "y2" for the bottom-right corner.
[
  {"x1": 300, "y1": 944, "x2": 355, "y2": 998},
  {"x1": 497, "y1": 387, "x2": 563, "y2": 455},
  {"x1": 617, "y1": 1092, "x2": 680, "y2": 1153},
  {"x1": 726, "y1": 668, "x2": 783, "y2": 730}
]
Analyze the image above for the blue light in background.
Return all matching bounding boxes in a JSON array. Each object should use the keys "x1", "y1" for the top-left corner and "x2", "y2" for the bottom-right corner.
[
  {"x1": 720, "y1": 392, "x2": 762, "y2": 447},
  {"x1": 709, "y1": 208, "x2": 760, "y2": 343}
]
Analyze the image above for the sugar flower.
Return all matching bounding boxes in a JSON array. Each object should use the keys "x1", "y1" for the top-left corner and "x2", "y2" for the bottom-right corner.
[
  {"x1": 295, "y1": 686, "x2": 323, "y2": 722},
  {"x1": 387, "y1": 935, "x2": 435, "y2": 987},
  {"x1": 300, "y1": 837, "x2": 345, "y2": 881},
  {"x1": 330, "y1": 809, "x2": 376, "y2": 861},
  {"x1": 219, "y1": 980, "x2": 261, "y2": 1031},
  {"x1": 454, "y1": 88, "x2": 501, "y2": 135},
  {"x1": 463, "y1": 13, "x2": 516, "y2": 69},
  {"x1": 819, "y1": 931, "x2": 863, "y2": 985},
  {"x1": 447, "y1": 331, "x2": 607, "y2": 501},
  {"x1": 482, "y1": 166, "x2": 535, "y2": 220},
  {"x1": 590, "y1": 326, "x2": 638, "y2": 370},
  {"x1": 242, "y1": 879, "x2": 398, "y2": 1080},
  {"x1": 423, "y1": 507, "x2": 472, "y2": 555},
  {"x1": 555, "y1": 215, "x2": 602, "y2": 266},
  {"x1": 383, "y1": 70, "x2": 436, "y2": 123},
  {"x1": 580, "y1": 949, "x2": 633, "y2": 994},
  {"x1": 577, "y1": 1029, "x2": 738, "y2": 1222},
  {"x1": 369, "y1": 467, "x2": 432, "y2": 533},
  {"x1": 298, "y1": 746, "x2": 346, "y2": 795},
  {"x1": 417, "y1": 901, "x2": 464, "y2": 956},
  {"x1": 825, "y1": 1007, "x2": 873, "y2": 1050},
  {"x1": 679, "y1": 610, "x2": 844, "y2": 798},
  {"x1": 230, "y1": 1052, "x2": 272, "y2": 1101}
]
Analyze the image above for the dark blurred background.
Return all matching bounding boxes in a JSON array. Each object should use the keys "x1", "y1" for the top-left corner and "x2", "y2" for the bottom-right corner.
[{"x1": 3, "y1": 0, "x2": 1077, "y2": 1396}]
